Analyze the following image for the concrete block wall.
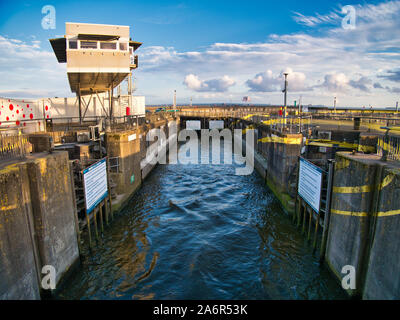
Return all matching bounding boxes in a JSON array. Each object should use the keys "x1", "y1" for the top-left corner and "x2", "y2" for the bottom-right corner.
[
  {"x1": 0, "y1": 151, "x2": 79, "y2": 299},
  {"x1": 257, "y1": 127, "x2": 302, "y2": 214},
  {"x1": 106, "y1": 129, "x2": 142, "y2": 212},
  {"x1": 326, "y1": 152, "x2": 400, "y2": 299},
  {"x1": 363, "y1": 164, "x2": 400, "y2": 299},
  {"x1": 232, "y1": 120, "x2": 302, "y2": 214},
  {"x1": 26, "y1": 152, "x2": 80, "y2": 289},
  {"x1": 0, "y1": 163, "x2": 40, "y2": 300},
  {"x1": 325, "y1": 153, "x2": 379, "y2": 297},
  {"x1": 105, "y1": 119, "x2": 179, "y2": 212}
]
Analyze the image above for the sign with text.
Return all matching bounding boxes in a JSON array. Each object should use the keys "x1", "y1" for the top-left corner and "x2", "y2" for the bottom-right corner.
[
  {"x1": 83, "y1": 158, "x2": 108, "y2": 214},
  {"x1": 298, "y1": 158, "x2": 323, "y2": 213}
]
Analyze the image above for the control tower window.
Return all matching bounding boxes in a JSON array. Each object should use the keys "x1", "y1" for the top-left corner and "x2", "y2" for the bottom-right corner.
[
  {"x1": 80, "y1": 41, "x2": 98, "y2": 49},
  {"x1": 100, "y1": 42, "x2": 117, "y2": 50},
  {"x1": 119, "y1": 42, "x2": 128, "y2": 51},
  {"x1": 68, "y1": 40, "x2": 78, "y2": 49}
]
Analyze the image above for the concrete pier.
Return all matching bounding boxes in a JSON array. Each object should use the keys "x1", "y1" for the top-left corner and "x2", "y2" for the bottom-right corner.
[
  {"x1": 26, "y1": 152, "x2": 80, "y2": 291},
  {"x1": 0, "y1": 162, "x2": 40, "y2": 300},
  {"x1": 326, "y1": 153, "x2": 380, "y2": 297},
  {"x1": 0, "y1": 151, "x2": 79, "y2": 299},
  {"x1": 363, "y1": 163, "x2": 400, "y2": 299},
  {"x1": 326, "y1": 152, "x2": 400, "y2": 298},
  {"x1": 106, "y1": 128, "x2": 143, "y2": 212}
]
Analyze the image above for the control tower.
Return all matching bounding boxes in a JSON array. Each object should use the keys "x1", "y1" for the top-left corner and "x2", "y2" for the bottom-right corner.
[{"x1": 49, "y1": 22, "x2": 142, "y2": 122}]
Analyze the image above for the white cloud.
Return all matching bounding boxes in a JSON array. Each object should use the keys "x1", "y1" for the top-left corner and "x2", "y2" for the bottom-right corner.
[
  {"x1": 246, "y1": 70, "x2": 279, "y2": 92},
  {"x1": 349, "y1": 76, "x2": 372, "y2": 92},
  {"x1": 0, "y1": 35, "x2": 70, "y2": 99},
  {"x1": 183, "y1": 74, "x2": 236, "y2": 92},
  {"x1": 282, "y1": 68, "x2": 309, "y2": 92},
  {"x1": 137, "y1": 1, "x2": 400, "y2": 105},
  {"x1": 319, "y1": 73, "x2": 350, "y2": 92},
  {"x1": 292, "y1": 1, "x2": 400, "y2": 28},
  {"x1": 292, "y1": 11, "x2": 341, "y2": 27},
  {"x1": 1, "y1": 1, "x2": 400, "y2": 106},
  {"x1": 246, "y1": 68, "x2": 308, "y2": 93}
]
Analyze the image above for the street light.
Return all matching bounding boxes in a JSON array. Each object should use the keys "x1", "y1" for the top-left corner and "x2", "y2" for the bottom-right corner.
[
  {"x1": 282, "y1": 73, "x2": 289, "y2": 118},
  {"x1": 334, "y1": 97, "x2": 337, "y2": 113}
]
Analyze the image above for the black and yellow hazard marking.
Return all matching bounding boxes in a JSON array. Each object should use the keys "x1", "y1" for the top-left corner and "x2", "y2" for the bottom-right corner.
[
  {"x1": 306, "y1": 139, "x2": 375, "y2": 153},
  {"x1": 258, "y1": 135, "x2": 302, "y2": 145},
  {"x1": 333, "y1": 174, "x2": 394, "y2": 194}
]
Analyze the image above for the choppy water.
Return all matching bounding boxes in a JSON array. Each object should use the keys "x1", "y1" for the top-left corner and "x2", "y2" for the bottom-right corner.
[{"x1": 59, "y1": 140, "x2": 346, "y2": 300}]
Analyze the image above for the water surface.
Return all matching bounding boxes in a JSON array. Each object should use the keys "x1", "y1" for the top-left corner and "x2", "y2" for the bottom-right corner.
[{"x1": 59, "y1": 141, "x2": 346, "y2": 300}]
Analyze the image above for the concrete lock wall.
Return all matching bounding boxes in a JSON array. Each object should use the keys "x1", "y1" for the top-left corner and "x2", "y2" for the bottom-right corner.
[
  {"x1": 0, "y1": 163, "x2": 41, "y2": 300},
  {"x1": 0, "y1": 151, "x2": 79, "y2": 299},
  {"x1": 326, "y1": 152, "x2": 380, "y2": 297},
  {"x1": 363, "y1": 164, "x2": 400, "y2": 300},
  {"x1": 26, "y1": 151, "x2": 80, "y2": 291},
  {"x1": 326, "y1": 152, "x2": 400, "y2": 299},
  {"x1": 257, "y1": 127, "x2": 302, "y2": 214},
  {"x1": 236, "y1": 122, "x2": 301, "y2": 214},
  {"x1": 140, "y1": 119, "x2": 171, "y2": 181},
  {"x1": 106, "y1": 119, "x2": 177, "y2": 212},
  {"x1": 106, "y1": 129, "x2": 142, "y2": 212}
]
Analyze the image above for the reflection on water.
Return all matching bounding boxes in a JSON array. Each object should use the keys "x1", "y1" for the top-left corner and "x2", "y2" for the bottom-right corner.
[{"x1": 59, "y1": 140, "x2": 346, "y2": 300}]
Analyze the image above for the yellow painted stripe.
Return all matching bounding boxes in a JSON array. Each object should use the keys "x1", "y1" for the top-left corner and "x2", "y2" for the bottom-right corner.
[
  {"x1": 0, "y1": 204, "x2": 18, "y2": 211},
  {"x1": 333, "y1": 174, "x2": 394, "y2": 194},
  {"x1": 333, "y1": 184, "x2": 372, "y2": 194},
  {"x1": 377, "y1": 209, "x2": 400, "y2": 217},
  {"x1": 306, "y1": 139, "x2": 375, "y2": 152},
  {"x1": 358, "y1": 145, "x2": 376, "y2": 153},
  {"x1": 380, "y1": 174, "x2": 395, "y2": 190},
  {"x1": 331, "y1": 209, "x2": 368, "y2": 217},
  {"x1": 258, "y1": 136, "x2": 302, "y2": 145},
  {"x1": 263, "y1": 119, "x2": 286, "y2": 126},
  {"x1": 335, "y1": 159, "x2": 350, "y2": 171},
  {"x1": 242, "y1": 114, "x2": 255, "y2": 120},
  {"x1": 332, "y1": 208, "x2": 400, "y2": 217},
  {"x1": 307, "y1": 142, "x2": 333, "y2": 148}
]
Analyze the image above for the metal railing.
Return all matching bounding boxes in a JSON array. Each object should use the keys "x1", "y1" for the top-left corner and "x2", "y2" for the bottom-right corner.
[
  {"x1": 108, "y1": 157, "x2": 120, "y2": 173},
  {"x1": 378, "y1": 127, "x2": 400, "y2": 161},
  {"x1": 177, "y1": 110, "x2": 313, "y2": 134}
]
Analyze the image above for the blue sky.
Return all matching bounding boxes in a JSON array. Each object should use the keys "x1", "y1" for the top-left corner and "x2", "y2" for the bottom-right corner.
[{"x1": 0, "y1": 0, "x2": 399, "y2": 107}]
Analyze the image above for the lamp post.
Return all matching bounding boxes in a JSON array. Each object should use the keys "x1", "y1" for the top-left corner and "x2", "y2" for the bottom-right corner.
[
  {"x1": 334, "y1": 97, "x2": 337, "y2": 113},
  {"x1": 173, "y1": 90, "x2": 177, "y2": 117},
  {"x1": 283, "y1": 73, "x2": 289, "y2": 119}
]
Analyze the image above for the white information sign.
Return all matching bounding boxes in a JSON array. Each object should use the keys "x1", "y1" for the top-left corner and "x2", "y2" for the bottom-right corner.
[
  {"x1": 83, "y1": 158, "x2": 108, "y2": 214},
  {"x1": 298, "y1": 158, "x2": 323, "y2": 213}
]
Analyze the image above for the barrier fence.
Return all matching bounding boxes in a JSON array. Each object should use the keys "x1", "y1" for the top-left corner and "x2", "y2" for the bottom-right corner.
[
  {"x1": 0, "y1": 132, "x2": 30, "y2": 161},
  {"x1": 378, "y1": 131, "x2": 400, "y2": 161}
]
